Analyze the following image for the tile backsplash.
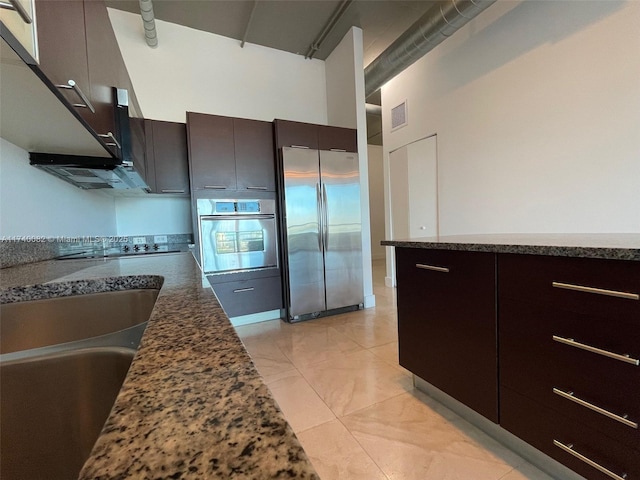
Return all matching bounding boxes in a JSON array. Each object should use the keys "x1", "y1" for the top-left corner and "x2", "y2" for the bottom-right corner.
[{"x1": 0, "y1": 233, "x2": 193, "y2": 269}]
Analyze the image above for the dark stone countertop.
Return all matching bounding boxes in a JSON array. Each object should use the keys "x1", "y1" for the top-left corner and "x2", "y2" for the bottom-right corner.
[
  {"x1": 0, "y1": 253, "x2": 318, "y2": 479},
  {"x1": 381, "y1": 233, "x2": 640, "y2": 261}
]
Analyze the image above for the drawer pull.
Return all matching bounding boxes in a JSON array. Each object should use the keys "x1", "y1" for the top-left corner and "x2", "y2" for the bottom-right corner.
[
  {"x1": 553, "y1": 388, "x2": 638, "y2": 429},
  {"x1": 553, "y1": 440, "x2": 628, "y2": 480},
  {"x1": 161, "y1": 189, "x2": 186, "y2": 194},
  {"x1": 233, "y1": 287, "x2": 255, "y2": 293},
  {"x1": 55, "y1": 80, "x2": 96, "y2": 113},
  {"x1": 246, "y1": 186, "x2": 268, "y2": 190},
  {"x1": 415, "y1": 263, "x2": 450, "y2": 273},
  {"x1": 552, "y1": 282, "x2": 639, "y2": 301},
  {"x1": 203, "y1": 185, "x2": 227, "y2": 189},
  {"x1": 552, "y1": 335, "x2": 639, "y2": 366}
]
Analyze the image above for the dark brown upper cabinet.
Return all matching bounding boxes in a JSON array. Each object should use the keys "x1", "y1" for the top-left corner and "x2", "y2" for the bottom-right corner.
[
  {"x1": 34, "y1": 0, "x2": 135, "y2": 159},
  {"x1": 318, "y1": 125, "x2": 357, "y2": 152},
  {"x1": 187, "y1": 113, "x2": 276, "y2": 193},
  {"x1": 234, "y1": 118, "x2": 275, "y2": 192},
  {"x1": 274, "y1": 120, "x2": 357, "y2": 153},
  {"x1": 187, "y1": 112, "x2": 236, "y2": 192},
  {"x1": 144, "y1": 120, "x2": 190, "y2": 195},
  {"x1": 35, "y1": 0, "x2": 92, "y2": 125},
  {"x1": 273, "y1": 119, "x2": 319, "y2": 150}
]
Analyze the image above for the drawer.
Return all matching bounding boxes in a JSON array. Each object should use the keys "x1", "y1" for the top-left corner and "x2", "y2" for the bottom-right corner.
[
  {"x1": 501, "y1": 387, "x2": 640, "y2": 480},
  {"x1": 210, "y1": 276, "x2": 283, "y2": 317},
  {"x1": 500, "y1": 298, "x2": 640, "y2": 450},
  {"x1": 499, "y1": 254, "x2": 640, "y2": 319}
]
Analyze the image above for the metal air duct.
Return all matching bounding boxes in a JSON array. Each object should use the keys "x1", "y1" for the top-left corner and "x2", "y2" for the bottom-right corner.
[
  {"x1": 139, "y1": 0, "x2": 158, "y2": 48},
  {"x1": 364, "y1": 0, "x2": 495, "y2": 98}
]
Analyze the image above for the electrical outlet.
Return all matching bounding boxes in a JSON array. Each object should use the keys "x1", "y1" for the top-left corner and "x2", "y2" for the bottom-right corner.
[
  {"x1": 154, "y1": 235, "x2": 168, "y2": 244},
  {"x1": 132, "y1": 236, "x2": 146, "y2": 245}
]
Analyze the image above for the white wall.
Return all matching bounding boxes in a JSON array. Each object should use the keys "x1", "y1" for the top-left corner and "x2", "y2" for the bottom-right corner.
[
  {"x1": 382, "y1": 0, "x2": 640, "y2": 235},
  {"x1": 325, "y1": 27, "x2": 375, "y2": 308},
  {"x1": 0, "y1": 138, "x2": 116, "y2": 237},
  {"x1": 367, "y1": 145, "x2": 385, "y2": 260},
  {"x1": 115, "y1": 196, "x2": 192, "y2": 236},
  {"x1": 108, "y1": 8, "x2": 327, "y2": 125}
]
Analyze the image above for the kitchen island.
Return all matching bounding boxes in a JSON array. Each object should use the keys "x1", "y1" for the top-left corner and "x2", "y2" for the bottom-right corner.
[
  {"x1": 0, "y1": 252, "x2": 318, "y2": 479},
  {"x1": 383, "y1": 234, "x2": 639, "y2": 480}
]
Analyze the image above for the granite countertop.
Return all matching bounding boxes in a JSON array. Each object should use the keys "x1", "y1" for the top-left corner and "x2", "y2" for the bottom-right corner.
[
  {"x1": 0, "y1": 253, "x2": 319, "y2": 479},
  {"x1": 381, "y1": 233, "x2": 640, "y2": 261}
]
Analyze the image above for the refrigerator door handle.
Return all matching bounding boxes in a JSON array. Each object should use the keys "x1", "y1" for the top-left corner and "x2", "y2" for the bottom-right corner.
[
  {"x1": 322, "y1": 183, "x2": 329, "y2": 249},
  {"x1": 316, "y1": 182, "x2": 323, "y2": 251}
]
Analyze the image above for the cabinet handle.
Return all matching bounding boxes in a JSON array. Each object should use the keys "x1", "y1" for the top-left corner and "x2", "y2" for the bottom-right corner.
[
  {"x1": 55, "y1": 80, "x2": 96, "y2": 114},
  {"x1": 0, "y1": 0, "x2": 32, "y2": 24},
  {"x1": 203, "y1": 185, "x2": 227, "y2": 189},
  {"x1": 553, "y1": 440, "x2": 628, "y2": 480},
  {"x1": 552, "y1": 281, "x2": 639, "y2": 301},
  {"x1": 161, "y1": 189, "x2": 186, "y2": 194},
  {"x1": 233, "y1": 287, "x2": 255, "y2": 293},
  {"x1": 290, "y1": 145, "x2": 310, "y2": 149},
  {"x1": 246, "y1": 186, "x2": 268, "y2": 190},
  {"x1": 98, "y1": 132, "x2": 121, "y2": 150},
  {"x1": 415, "y1": 263, "x2": 450, "y2": 273},
  {"x1": 552, "y1": 335, "x2": 639, "y2": 366},
  {"x1": 553, "y1": 388, "x2": 638, "y2": 429},
  {"x1": 330, "y1": 148, "x2": 347, "y2": 152}
]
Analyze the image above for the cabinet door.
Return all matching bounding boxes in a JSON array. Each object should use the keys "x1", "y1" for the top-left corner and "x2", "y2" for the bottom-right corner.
[
  {"x1": 318, "y1": 125, "x2": 357, "y2": 152},
  {"x1": 147, "y1": 120, "x2": 190, "y2": 195},
  {"x1": 396, "y1": 248, "x2": 498, "y2": 422},
  {"x1": 187, "y1": 112, "x2": 236, "y2": 192},
  {"x1": 83, "y1": 0, "x2": 123, "y2": 156},
  {"x1": 234, "y1": 118, "x2": 275, "y2": 192},
  {"x1": 274, "y1": 119, "x2": 318, "y2": 150},
  {"x1": 35, "y1": 0, "x2": 92, "y2": 125}
]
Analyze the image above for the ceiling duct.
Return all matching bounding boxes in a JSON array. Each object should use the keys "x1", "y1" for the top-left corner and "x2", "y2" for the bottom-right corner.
[
  {"x1": 364, "y1": 0, "x2": 495, "y2": 98},
  {"x1": 139, "y1": 0, "x2": 158, "y2": 48}
]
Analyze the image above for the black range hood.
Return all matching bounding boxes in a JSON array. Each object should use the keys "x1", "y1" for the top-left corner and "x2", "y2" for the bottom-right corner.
[{"x1": 29, "y1": 88, "x2": 149, "y2": 192}]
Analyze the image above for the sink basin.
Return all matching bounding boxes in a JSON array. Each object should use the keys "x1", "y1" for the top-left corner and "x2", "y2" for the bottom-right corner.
[
  {"x1": 0, "y1": 287, "x2": 160, "y2": 480},
  {"x1": 1, "y1": 347, "x2": 135, "y2": 480},
  {"x1": 1, "y1": 288, "x2": 159, "y2": 354}
]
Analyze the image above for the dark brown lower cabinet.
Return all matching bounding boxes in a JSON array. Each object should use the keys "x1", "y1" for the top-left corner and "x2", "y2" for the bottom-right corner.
[
  {"x1": 395, "y1": 248, "x2": 498, "y2": 422},
  {"x1": 209, "y1": 275, "x2": 283, "y2": 318},
  {"x1": 501, "y1": 387, "x2": 639, "y2": 480}
]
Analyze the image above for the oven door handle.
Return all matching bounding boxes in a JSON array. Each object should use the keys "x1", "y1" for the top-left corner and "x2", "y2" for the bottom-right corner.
[{"x1": 199, "y1": 214, "x2": 275, "y2": 221}]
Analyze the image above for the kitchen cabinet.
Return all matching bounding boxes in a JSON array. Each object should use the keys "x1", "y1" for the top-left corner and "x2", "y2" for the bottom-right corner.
[
  {"x1": 395, "y1": 247, "x2": 498, "y2": 422},
  {"x1": 187, "y1": 112, "x2": 276, "y2": 193},
  {"x1": 144, "y1": 120, "x2": 190, "y2": 195},
  {"x1": 234, "y1": 118, "x2": 275, "y2": 192},
  {"x1": 499, "y1": 254, "x2": 640, "y2": 479},
  {"x1": 34, "y1": 0, "x2": 132, "y2": 158},
  {"x1": 0, "y1": 0, "x2": 37, "y2": 60},
  {"x1": 208, "y1": 275, "x2": 283, "y2": 318},
  {"x1": 274, "y1": 119, "x2": 357, "y2": 153},
  {"x1": 187, "y1": 112, "x2": 237, "y2": 191}
]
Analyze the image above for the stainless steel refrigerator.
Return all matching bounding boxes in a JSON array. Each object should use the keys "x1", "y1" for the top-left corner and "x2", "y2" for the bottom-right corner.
[{"x1": 280, "y1": 146, "x2": 363, "y2": 322}]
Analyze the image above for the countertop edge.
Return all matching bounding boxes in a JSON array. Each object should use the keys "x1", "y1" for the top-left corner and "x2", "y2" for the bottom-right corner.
[{"x1": 381, "y1": 239, "x2": 640, "y2": 261}]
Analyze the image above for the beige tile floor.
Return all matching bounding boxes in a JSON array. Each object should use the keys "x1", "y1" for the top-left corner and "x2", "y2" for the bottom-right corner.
[{"x1": 235, "y1": 260, "x2": 553, "y2": 480}]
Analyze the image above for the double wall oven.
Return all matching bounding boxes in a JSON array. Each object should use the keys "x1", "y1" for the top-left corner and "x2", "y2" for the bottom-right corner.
[{"x1": 197, "y1": 198, "x2": 278, "y2": 276}]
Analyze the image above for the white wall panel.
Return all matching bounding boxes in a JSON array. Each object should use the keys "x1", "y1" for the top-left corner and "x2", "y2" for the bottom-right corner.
[{"x1": 382, "y1": 0, "x2": 640, "y2": 235}]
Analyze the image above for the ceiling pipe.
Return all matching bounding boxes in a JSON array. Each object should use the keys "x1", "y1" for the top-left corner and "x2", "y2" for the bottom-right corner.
[
  {"x1": 364, "y1": 0, "x2": 495, "y2": 98},
  {"x1": 305, "y1": 0, "x2": 353, "y2": 59},
  {"x1": 139, "y1": 0, "x2": 158, "y2": 48}
]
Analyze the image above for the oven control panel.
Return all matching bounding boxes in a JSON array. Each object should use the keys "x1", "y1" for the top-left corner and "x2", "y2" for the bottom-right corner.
[{"x1": 214, "y1": 201, "x2": 260, "y2": 214}]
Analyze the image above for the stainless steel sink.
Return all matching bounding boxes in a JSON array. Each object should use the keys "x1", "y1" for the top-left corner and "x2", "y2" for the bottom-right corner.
[
  {"x1": 0, "y1": 288, "x2": 159, "y2": 480},
  {"x1": 1, "y1": 289, "x2": 159, "y2": 354}
]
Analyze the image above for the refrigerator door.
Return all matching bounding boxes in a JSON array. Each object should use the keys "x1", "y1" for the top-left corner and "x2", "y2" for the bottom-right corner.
[
  {"x1": 320, "y1": 150, "x2": 364, "y2": 310},
  {"x1": 282, "y1": 147, "x2": 326, "y2": 317}
]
